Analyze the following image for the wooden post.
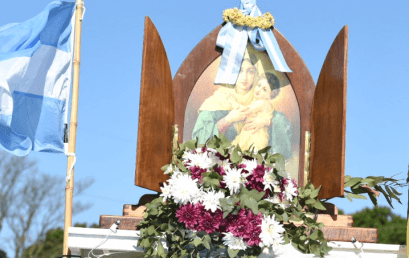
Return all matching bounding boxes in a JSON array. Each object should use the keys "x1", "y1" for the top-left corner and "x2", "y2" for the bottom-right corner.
[{"x1": 63, "y1": 0, "x2": 84, "y2": 255}]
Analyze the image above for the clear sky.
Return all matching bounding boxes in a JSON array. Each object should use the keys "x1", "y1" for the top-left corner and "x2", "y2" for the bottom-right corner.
[{"x1": 0, "y1": 0, "x2": 408, "y2": 246}]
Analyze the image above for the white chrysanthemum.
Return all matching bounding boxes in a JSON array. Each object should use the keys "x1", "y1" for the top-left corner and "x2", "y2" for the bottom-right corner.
[
  {"x1": 171, "y1": 174, "x2": 199, "y2": 205},
  {"x1": 284, "y1": 182, "x2": 298, "y2": 201},
  {"x1": 263, "y1": 170, "x2": 279, "y2": 191},
  {"x1": 259, "y1": 215, "x2": 285, "y2": 247},
  {"x1": 266, "y1": 195, "x2": 289, "y2": 209},
  {"x1": 202, "y1": 188, "x2": 224, "y2": 212},
  {"x1": 217, "y1": 158, "x2": 231, "y2": 170},
  {"x1": 191, "y1": 187, "x2": 206, "y2": 205},
  {"x1": 222, "y1": 232, "x2": 247, "y2": 250},
  {"x1": 223, "y1": 167, "x2": 244, "y2": 195},
  {"x1": 184, "y1": 151, "x2": 219, "y2": 170},
  {"x1": 160, "y1": 182, "x2": 172, "y2": 202},
  {"x1": 167, "y1": 169, "x2": 183, "y2": 187},
  {"x1": 241, "y1": 158, "x2": 259, "y2": 172},
  {"x1": 265, "y1": 194, "x2": 281, "y2": 204}
]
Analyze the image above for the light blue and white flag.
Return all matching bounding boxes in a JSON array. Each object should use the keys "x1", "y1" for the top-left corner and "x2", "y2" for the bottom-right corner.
[
  {"x1": 214, "y1": 0, "x2": 292, "y2": 85},
  {"x1": 0, "y1": 1, "x2": 76, "y2": 156}
]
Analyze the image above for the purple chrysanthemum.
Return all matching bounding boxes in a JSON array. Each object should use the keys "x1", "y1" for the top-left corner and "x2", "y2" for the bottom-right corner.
[
  {"x1": 245, "y1": 225, "x2": 262, "y2": 246},
  {"x1": 176, "y1": 203, "x2": 199, "y2": 229},
  {"x1": 197, "y1": 210, "x2": 222, "y2": 234},
  {"x1": 246, "y1": 165, "x2": 268, "y2": 193},
  {"x1": 189, "y1": 166, "x2": 207, "y2": 182}
]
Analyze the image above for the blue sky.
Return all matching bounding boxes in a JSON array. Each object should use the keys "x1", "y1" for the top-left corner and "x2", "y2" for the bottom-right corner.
[{"x1": 0, "y1": 0, "x2": 408, "y2": 245}]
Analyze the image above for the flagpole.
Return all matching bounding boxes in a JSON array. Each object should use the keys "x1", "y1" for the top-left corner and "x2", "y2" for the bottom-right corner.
[{"x1": 63, "y1": 0, "x2": 84, "y2": 255}]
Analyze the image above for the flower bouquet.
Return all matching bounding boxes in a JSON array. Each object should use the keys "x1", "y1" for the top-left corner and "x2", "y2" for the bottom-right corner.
[{"x1": 137, "y1": 135, "x2": 332, "y2": 257}]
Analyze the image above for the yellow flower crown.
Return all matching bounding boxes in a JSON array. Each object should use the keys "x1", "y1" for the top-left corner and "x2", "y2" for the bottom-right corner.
[{"x1": 223, "y1": 8, "x2": 275, "y2": 29}]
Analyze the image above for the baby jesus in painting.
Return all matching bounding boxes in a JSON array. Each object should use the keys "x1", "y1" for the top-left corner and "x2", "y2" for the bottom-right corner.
[{"x1": 227, "y1": 73, "x2": 280, "y2": 151}]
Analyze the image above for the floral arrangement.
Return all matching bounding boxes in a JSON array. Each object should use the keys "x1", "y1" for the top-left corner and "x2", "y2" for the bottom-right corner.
[
  {"x1": 137, "y1": 135, "x2": 333, "y2": 258},
  {"x1": 223, "y1": 8, "x2": 274, "y2": 29}
]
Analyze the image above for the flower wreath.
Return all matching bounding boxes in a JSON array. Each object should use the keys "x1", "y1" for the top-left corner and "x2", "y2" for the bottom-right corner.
[
  {"x1": 136, "y1": 135, "x2": 404, "y2": 257},
  {"x1": 223, "y1": 8, "x2": 275, "y2": 29},
  {"x1": 137, "y1": 135, "x2": 331, "y2": 257}
]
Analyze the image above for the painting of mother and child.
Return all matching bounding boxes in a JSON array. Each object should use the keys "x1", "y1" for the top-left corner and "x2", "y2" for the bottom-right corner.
[{"x1": 184, "y1": 45, "x2": 301, "y2": 181}]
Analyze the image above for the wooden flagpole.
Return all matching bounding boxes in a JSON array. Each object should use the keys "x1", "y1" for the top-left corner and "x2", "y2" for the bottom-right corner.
[{"x1": 63, "y1": 0, "x2": 84, "y2": 255}]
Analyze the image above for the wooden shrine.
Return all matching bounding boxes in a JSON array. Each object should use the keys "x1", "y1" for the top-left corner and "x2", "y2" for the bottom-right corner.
[{"x1": 100, "y1": 15, "x2": 378, "y2": 244}]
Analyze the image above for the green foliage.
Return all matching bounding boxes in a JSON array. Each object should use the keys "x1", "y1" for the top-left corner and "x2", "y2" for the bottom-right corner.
[
  {"x1": 352, "y1": 206, "x2": 406, "y2": 245},
  {"x1": 342, "y1": 175, "x2": 405, "y2": 208},
  {"x1": 0, "y1": 249, "x2": 8, "y2": 258}
]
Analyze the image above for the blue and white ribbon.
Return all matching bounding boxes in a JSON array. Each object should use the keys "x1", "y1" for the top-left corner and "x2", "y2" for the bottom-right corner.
[{"x1": 214, "y1": 0, "x2": 292, "y2": 85}]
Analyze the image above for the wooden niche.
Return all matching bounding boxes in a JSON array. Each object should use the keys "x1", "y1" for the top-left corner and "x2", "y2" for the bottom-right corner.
[{"x1": 135, "y1": 17, "x2": 348, "y2": 200}]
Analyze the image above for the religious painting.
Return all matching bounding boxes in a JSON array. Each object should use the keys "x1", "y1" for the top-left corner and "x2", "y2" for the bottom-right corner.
[{"x1": 183, "y1": 44, "x2": 301, "y2": 181}]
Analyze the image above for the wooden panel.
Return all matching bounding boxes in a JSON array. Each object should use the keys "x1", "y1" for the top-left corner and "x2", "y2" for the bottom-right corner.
[
  {"x1": 123, "y1": 205, "x2": 146, "y2": 217},
  {"x1": 310, "y1": 26, "x2": 348, "y2": 199},
  {"x1": 173, "y1": 25, "x2": 316, "y2": 186},
  {"x1": 317, "y1": 215, "x2": 353, "y2": 227},
  {"x1": 322, "y1": 226, "x2": 377, "y2": 243},
  {"x1": 135, "y1": 17, "x2": 174, "y2": 192},
  {"x1": 99, "y1": 215, "x2": 143, "y2": 231}
]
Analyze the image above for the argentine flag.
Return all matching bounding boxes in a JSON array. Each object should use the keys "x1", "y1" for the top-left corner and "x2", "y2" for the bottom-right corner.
[{"x1": 0, "y1": 1, "x2": 76, "y2": 156}]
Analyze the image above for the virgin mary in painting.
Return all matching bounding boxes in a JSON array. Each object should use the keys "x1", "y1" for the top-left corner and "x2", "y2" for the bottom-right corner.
[{"x1": 191, "y1": 52, "x2": 293, "y2": 159}]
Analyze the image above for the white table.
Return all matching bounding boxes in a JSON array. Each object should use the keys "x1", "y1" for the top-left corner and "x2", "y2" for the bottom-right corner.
[{"x1": 68, "y1": 227, "x2": 407, "y2": 258}]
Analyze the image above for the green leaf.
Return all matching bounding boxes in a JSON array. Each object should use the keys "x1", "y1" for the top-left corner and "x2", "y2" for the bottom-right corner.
[
  {"x1": 245, "y1": 198, "x2": 259, "y2": 214},
  {"x1": 344, "y1": 177, "x2": 362, "y2": 188},
  {"x1": 310, "y1": 230, "x2": 318, "y2": 240},
  {"x1": 361, "y1": 178, "x2": 376, "y2": 187},
  {"x1": 228, "y1": 248, "x2": 240, "y2": 258},
  {"x1": 141, "y1": 238, "x2": 150, "y2": 248},
  {"x1": 303, "y1": 189, "x2": 312, "y2": 197},
  {"x1": 247, "y1": 189, "x2": 265, "y2": 202},
  {"x1": 157, "y1": 241, "x2": 165, "y2": 257},
  {"x1": 202, "y1": 235, "x2": 211, "y2": 249},
  {"x1": 282, "y1": 212, "x2": 289, "y2": 222},
  {"x1": 374, "y1": 185, "x2": 394, "y2": 208},
  {"x1": 147, "y1": 225, "x2": 156, "y2": 235},
  {"x1": 230, "y1": 147, "x2": 242, "y2": 163},
  {"x1": 185, "y1": 139, "x2": 197, "y2": 149},
  {"x1": 347, "y1": 193, "x2": 367, "y2": 200},
  {"x1": 368, "y1": 193, "x2": 378, "y2": 206},
  {"x1": 309, "y1": 185, "x2": 321, "y2": 199},
  {"x1": 305, "y1": 198, "x2": 316, "y2": 205},
  {"x1": 219, "y1": 133, "x2": 232, "y2": 148},
  {"x1": 161, "y1": 164, "x2": 170, "y2": 172},
  {"x1": 270, "y1": 153, "x2": 286, "y2": 172},
  {"x1": 177, "y1": 161, "x2": 187, "y2": 172},
  {"x1": 193, "y1": 237, "x2": 201, "y2": 247},
  {"x1": 211, "y1": 178, "x2": 220, "y2": 186},
  {"x1": 385, "y1": 185, "x2": 402, "y2": 204},
  {"x1": 313, "y1": 201, "x2": 326, "y2": 210},
  {"x1": 258, "y1": 146, "x2": 271, "y2": 154},
  {"x1": 390, "y1": 186, "x2": 402, "y2": 196},
  {"x1": 367, "y1": 176, "x2": 384, "y2": 185},
  {"x1": 345, "y1": 193, "x2": 353, "y2": 202}
]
